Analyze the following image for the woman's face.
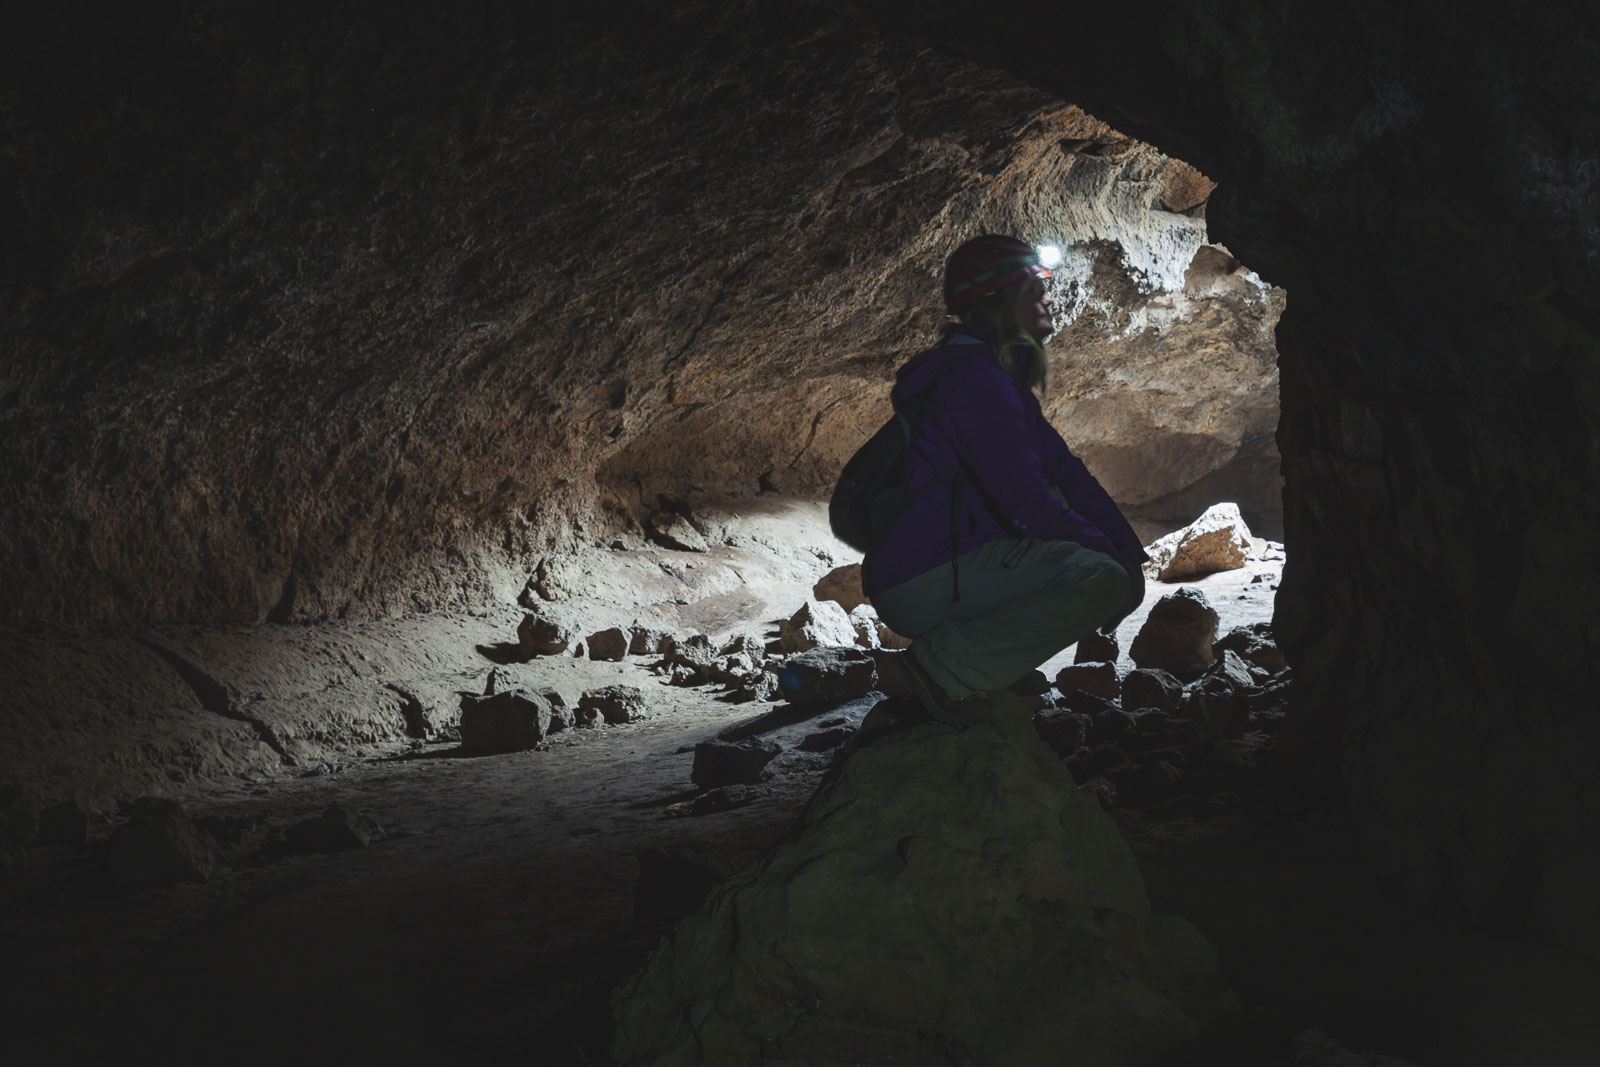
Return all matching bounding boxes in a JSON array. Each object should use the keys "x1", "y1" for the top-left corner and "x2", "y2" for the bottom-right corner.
[{"x1": 1013, "y1": 278, "x2": 1054, "y2": 342}]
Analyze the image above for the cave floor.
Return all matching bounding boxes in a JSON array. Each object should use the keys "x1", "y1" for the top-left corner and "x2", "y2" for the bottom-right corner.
[{"x1": 5, "y1": 530, "x2": 1599, "y2": 1066}]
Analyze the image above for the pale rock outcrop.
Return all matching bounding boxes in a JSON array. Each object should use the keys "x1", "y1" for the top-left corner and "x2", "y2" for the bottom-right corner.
[
  {"x1": 1142, "y1": 503, "x2": 1252, "y2": 582},
  {"x1": 612, "y1": 697, "x2": 1233, "y2": 1065},
  {"x1": 1129, "y1": 588, "x2": 1219, "y2": 681},
  {"x1": 777, "y1": 599, "x2": 857, "y2": 653},
  {"x1": 848, "y1": 603, "x2": 882, "y2": 649}
]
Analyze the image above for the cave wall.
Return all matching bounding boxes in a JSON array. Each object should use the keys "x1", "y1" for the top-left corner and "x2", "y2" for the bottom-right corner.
[
  {"x1": 1, "y1": 1, "x2": 1276, "y2": 628},
  {"x1": 866, "y1": 0, "x2": 1599, "y2": 947}
]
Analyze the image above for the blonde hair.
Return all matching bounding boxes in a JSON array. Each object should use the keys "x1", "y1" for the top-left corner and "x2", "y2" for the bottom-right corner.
[{"x1": 940, "y1": 284, "x2": 1048, "y2": 391}]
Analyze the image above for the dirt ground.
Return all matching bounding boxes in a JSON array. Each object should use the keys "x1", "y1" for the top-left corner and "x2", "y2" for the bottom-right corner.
[{"x1": 3, "y1": 503, "x2": 1597, "y2": 1066}]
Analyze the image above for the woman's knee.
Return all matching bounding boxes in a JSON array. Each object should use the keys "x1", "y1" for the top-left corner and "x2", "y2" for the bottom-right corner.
[{"x1": 1089, "y1": 558, "x2": 1131, "y2": 617}]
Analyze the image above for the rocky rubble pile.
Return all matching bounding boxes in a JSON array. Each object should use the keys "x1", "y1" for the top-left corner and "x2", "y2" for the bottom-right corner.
[{"x1": 1042, "y1": 589, "x2": 1292, "y2": 811}]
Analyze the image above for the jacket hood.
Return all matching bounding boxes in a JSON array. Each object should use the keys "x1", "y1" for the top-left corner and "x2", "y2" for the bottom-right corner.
[{"x1": 891, "y1": 323, "x2": 996, "y2": 406}]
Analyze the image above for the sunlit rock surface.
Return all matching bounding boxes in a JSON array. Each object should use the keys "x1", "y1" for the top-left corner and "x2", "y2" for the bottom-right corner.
[{"x1": 612, "y1": 698, "x2": 1232, "y2": 1066}]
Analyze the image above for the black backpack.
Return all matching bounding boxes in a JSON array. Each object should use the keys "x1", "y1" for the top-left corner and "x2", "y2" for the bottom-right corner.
[{"x1": 828, "y1": 406, "x2": 921, "y2": 554}]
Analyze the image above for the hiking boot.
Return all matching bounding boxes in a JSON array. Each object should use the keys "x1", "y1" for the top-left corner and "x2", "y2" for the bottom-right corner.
[{"x1": 881, "y1": 651, "x2": 991, "y2": 726}]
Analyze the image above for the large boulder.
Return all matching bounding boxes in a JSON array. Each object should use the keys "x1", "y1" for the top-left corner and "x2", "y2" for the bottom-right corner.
[
  {"x1": 1129, "y1": 588, "x2": 1219, "y2": 681},
  {"x1": 613, "y1": 696, "x2": 1233, "y2": 1065},
  {"x1": 1141, "y1": 503, "x2": 1252, "y2": 582},
  {"x1": 777, "y1": 599, "x2": 858, "y2": 653}
]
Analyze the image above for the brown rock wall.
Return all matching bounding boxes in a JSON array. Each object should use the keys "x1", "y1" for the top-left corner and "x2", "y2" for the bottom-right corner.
[{"x1": 1, "y1": 2, "x2": 1279, "y2": 626}]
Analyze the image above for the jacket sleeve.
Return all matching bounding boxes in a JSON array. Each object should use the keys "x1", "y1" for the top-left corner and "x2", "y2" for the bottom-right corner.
[
  {"x1": 1039, "y1": 422, "x2": 1151, "y2": 564},
  {"x1": 936, "y1": 361, "x2": 1124, "y2": 561}
]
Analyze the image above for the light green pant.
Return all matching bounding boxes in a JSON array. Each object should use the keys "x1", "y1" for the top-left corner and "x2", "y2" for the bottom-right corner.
[{"x1": 872, "y1": 538, "x2": 1129, "y2": 699}]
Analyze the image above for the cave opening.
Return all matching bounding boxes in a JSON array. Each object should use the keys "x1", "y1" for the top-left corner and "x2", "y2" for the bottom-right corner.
[{"x1": 5, "y1": 2, "x2": 1600, "y2": 1065}]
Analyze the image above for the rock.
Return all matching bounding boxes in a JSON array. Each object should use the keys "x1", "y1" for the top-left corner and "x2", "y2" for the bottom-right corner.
[
  {"x1": 1209, "y1": 649, "x2": 1256, "y2": 691},
  {"x1": 662, "y1": 785, "x2": 761, "y2": 818},
  {"x1": 459, "y1": 689, "x2": 557, "y2": 753},
  {"x1": 1054, "y1": 661, "x2": 1121, "y2": 700},
  {"x1": 517, "y1": 607, "x2": 576, "y2": 657},
  {"x1": 578, "y1": 684, "x2": 647, "y2": 724},
  {"x1": 773, "y1": 646, "x2": 877, "y2": 704},
  {"x1": 876, "y1": 622, "x2": 913, "y2": 650},
  {"x1": 662, "y1": 633, "x2": 718, "y2": 684},
  {"x1": 690, "y1": 739, "x2": 781, "y2": 788},
  {"x1": 1141, "y1": 503, "x2": 1252, "y2": 582},
  {"x1": 777, "y1": 598, "x2": 858, "y2": 653},
  {"x1": 628, "y1": 623, "x2": 676, "y2": 656},
  {"x1": 1129, "y1": 587, "x2": 1219, "y2": 681},
  {"x1": 1123, "y1": 668, "x2": 1185, "y2": 713},
  {"x1": 1292, "y1": 1027, "x2": 1424, "y2": 1066},
  {"x1": 711, "y1": 652, "x2": 759, "y2": 684},
  {"x1": 649, "y1": 511, "x2": 708, "y2": 552},
  {"x1": 1032, "y1": 707, "x2": 1089, "y2": 756},
  {"x1": 848, "y1": 603, "x2": 882, "y2": 649},
  {"x1": 1064, "y1": 689, "x2": 1119, "y2": 719},
  {"x1": 614, "y1": 701, "x2": 1231, "y2": 1064},
  {"x1": 1010, "y1": 668, "x2": 1052, "y2": 695},
  {"x1": 1215, "y1": 622, "x2": 1288, "y2": 674},
  {"x1": 718, "y1": 632, "x2": 765, "y2": 659},
  {"x1": 33, "y1": 801, "x2": 88, "y2": 847},
  {"x1": 797, "y1": 726, "x2": 856, "y2": 752},
  {"x1": 107, "y1": 799, "x2": 213, "y2": 886},
  {"x1": 283, "y1": 802, "x2": 381, "y2": 853},
  {"x1": 1074, "y1": 629, "x2": 1119, "y2": 664},
  {"x1": 634, "y1": 844, "x2": 745, "y2": 931},
  {"x1": 1087, "y1": 707, "x2": 1137, "y2": 745},
  {"x1": 586, "y1": 626, "x2": 629, "y2": 661},
  {"x1": 734, "y1": 671, "x2": 781, "y2": 703},
  {"x1": 813, "y1": 563, "x2": 868, "y2": 614},
  {"x1": 1067, "y1": 742, "x2": 1133, "y2": 781},
  {"x1": 1186, "y1": 675, "x2": 1249, "y2": 740}
]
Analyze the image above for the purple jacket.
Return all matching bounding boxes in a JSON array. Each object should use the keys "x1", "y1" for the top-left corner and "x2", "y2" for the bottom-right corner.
[{"x1": 861, "y1": 324, "x2": 1149, "y2": 598}]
